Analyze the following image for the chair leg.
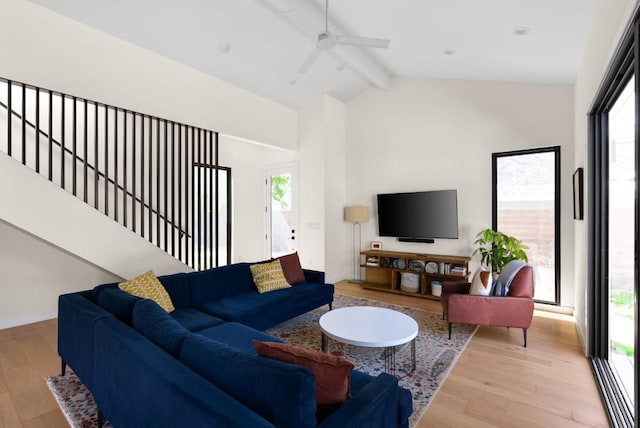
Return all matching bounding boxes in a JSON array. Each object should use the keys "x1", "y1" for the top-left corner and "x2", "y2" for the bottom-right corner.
[
  {"x1": 448, "y1": 323, "x2": 452, "y2": 339},
  {"x1": 61, "y1": 360, "x2": 67, "y2": 376},
  {"x1": 523, "y1": 328, "x2": 527, "y2": 347}
]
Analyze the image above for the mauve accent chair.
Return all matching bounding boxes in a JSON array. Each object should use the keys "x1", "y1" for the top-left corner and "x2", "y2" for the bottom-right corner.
[{"x1": 441, "y1": 263, "x2": 534, "y2": 347}]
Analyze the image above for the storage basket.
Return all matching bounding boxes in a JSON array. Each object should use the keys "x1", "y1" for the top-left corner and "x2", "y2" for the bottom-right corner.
[{"x1": 400, "y1": 272, "x2": 420, "y2": 293}]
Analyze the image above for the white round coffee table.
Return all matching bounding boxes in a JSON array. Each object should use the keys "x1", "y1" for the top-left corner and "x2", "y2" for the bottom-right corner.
[{"x1": 319, "y1": 306, "x2": 418, "y2": 374}]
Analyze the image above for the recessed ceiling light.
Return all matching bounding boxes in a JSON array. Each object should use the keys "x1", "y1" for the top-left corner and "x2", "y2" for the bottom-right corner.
[
  {"x1": 513, "y1": 26, "x2": 530, "y2": 36},
  {"x1": 288, "y1": 79, "x2": 297, "y2": 86},
  {"x1": 443, "y1": 48, "x2": 456, "y2": 56},
  {"x1": 218, "y1": 43, "x2": 231, "y2": 54}
]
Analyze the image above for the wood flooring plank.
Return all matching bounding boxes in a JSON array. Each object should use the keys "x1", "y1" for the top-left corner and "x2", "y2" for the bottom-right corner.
[{"x1": 0, "y1": 391, "x2": 22, "y2": 428}]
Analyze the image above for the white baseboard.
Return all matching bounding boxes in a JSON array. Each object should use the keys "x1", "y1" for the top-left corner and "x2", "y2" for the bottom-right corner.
[
  {"x1": 534, "y1": 302, "x2": 574, "y2": 315},
  {"x1": 0, "y1": 311, "x2": 58, "y2": 330}
]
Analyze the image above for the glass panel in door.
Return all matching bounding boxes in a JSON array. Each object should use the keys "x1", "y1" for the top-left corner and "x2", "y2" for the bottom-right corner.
[
  {"x1": 266, "y1": 165, "x2": 298, "y2": 259},
  {"x1": 607, "y1": 77, "x2": 636, "y2": 407}
]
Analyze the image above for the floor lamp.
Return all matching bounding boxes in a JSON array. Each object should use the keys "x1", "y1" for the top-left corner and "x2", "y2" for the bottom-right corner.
[{"x1": 344, "y1": 205, "x2": 369, "y2": 284}]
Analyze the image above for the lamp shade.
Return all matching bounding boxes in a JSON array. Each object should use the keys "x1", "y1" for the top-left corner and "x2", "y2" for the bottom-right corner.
[{"x1": 344, "y1": 205, "x2": 369, "y2": 223}]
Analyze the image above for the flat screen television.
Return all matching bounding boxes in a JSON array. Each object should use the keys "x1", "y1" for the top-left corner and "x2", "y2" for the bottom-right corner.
[{"x1": 377, "y1": 190, "x2": 458, "y2": 242}]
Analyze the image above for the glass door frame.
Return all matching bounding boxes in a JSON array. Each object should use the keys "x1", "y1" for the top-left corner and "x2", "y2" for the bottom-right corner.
[
  {"x1": 491, "y1": 146, "x2": 561, "y2": 305},
  {"x1": 587, "y1": 12, "x2": 638, "y2": 427}
]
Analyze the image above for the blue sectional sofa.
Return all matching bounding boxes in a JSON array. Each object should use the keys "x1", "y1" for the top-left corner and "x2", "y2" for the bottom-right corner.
[{"x1": 58, "y1": 262, "x2": 413, "y2": 427}]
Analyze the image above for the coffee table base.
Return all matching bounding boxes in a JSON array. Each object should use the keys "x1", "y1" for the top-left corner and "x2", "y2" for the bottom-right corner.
[{"x1": 322, "y1": 333, "x2": 416, "y2": 375}]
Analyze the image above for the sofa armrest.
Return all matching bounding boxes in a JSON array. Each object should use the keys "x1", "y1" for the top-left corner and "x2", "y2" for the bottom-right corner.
[
  {"x1": 58, "y1": 291, "x2": 112, "y2": 389},
  {"x1": 320, "y1": 373, "x2": 402, "y2": 428},
  {"x1": 303, "y1": 269, "x2": 325, "y2": 284}
]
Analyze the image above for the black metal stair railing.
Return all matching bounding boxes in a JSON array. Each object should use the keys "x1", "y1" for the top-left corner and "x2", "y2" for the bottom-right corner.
[{"x1": 0, "y1": 77, "x2": 231, "y2": 270}]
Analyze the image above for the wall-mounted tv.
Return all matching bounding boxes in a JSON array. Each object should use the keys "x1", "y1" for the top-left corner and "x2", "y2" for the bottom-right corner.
[{"x1": 376, "y1": 190, "x2": 458, "y2": 242}]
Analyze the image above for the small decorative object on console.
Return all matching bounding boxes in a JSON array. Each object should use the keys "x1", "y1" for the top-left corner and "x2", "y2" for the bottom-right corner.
[
  {"x1": 366, "y1": 256, "x2": 380, "y2": 266},
  {"x1": 370, "y1": 241, "x2": 382, "y2": 250},
  {"x1": 425, "y1": 262, "x2": 438, "y2": 274},
  {"x1": 408, "y1": 259, "x2": 426, "y2": 272}
]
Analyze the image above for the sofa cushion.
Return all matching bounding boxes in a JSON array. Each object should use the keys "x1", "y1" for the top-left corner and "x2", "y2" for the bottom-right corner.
[
  {"x1": 189, "y1": 263, "x2": 255, "y2": 303},
  {"x1": 508, "y1": 265, "x2": 534, "y2": 298},
  {"x1": 96, "y1": 286, "x2": 140, "y2": 324},
  {"x1": 170, "y1": 307, "x2": 225, "y2": 332},
  {"x1": 277, "y1": 252, "x2": 305, "y2": 284},
  {"x1": 132, "y1": 299, "x2": 190, "y2": 357},
  {"x1": 197, "y1": 282, "x2": 334, "y2": 331},
  {"x1": 494, "y1": 260, "x2": 529, "y2": 297},
  {"x1": 250, "y1": 260, "x2": 291, "y2": 293},
  {"x1": 253, "y1": 340, "x2": 353, "y2": 406},
  {"x1": 469, "y1": 267, "x2": 492, "y2": 296},
  {"x1": 157, "y1": 272, "x2": 190, "y2": 308},
  {"x1": 180, "y1": 334, "x2": 317, "y2": 428},
  {"x1": 119, "y1": 271, "x2": 175, "y2": 312},
  {"x1": 197, "y1": 322, "x2": 283, "y2": 354}
]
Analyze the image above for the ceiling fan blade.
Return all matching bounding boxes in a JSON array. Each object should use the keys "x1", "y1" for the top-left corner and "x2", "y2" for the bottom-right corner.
[
  {"x1": 336, "y1": 35, "x2": 390, "y2": 49},
  {"x1": 298, "y1": 46, "x2": 321, "y2": 74}
]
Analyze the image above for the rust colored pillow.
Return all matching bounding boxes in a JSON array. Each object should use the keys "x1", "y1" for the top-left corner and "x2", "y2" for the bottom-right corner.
[
  {"x1": 277, "y1": 252, "x2": 306, "y2": 284},
  {"x1": 253, "y1": 340, "x2": 353, "y2": 405}
]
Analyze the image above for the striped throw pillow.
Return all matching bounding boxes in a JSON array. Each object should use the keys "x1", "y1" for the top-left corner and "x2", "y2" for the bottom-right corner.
[{"x1": 250, "y1": 260, "x2": 292, "y2": 293}]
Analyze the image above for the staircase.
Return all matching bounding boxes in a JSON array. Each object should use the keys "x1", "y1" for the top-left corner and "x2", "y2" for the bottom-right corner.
[{"x1": 0, "y1": 77, "x2": 227, "y2": 278}]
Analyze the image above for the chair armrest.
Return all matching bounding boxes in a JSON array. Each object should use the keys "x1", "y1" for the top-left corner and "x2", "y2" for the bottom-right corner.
[
  {"x1": 489, "y1": 297, "x2": 534, "y2": 328},
  {"x1": 441, "y1": 281, "x2": 471, "y2": 295},
  {"x1": 303, "y1": 269, "x2": 325, "y2": 283},
  {"x1": 447, "y1": 294, "x2": 492, "y2": 324},
  {"x1": 320, "y1": 373, "x2": 402, "y2": 428}
]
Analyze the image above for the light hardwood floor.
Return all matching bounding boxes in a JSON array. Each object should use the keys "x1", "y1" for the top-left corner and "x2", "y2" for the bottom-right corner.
[{"x1": 0, "y1": 282, "x2": 609, "y2": 427}]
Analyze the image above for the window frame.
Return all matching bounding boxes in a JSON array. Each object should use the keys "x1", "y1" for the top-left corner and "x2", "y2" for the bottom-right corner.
[{"x1": 491, "y1": 146, "x2": 561, "y2": 305}]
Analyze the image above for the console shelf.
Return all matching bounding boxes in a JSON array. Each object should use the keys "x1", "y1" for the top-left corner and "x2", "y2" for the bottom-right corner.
[{"x1": 359, "y1": 250, "x2": 470, "y2": 301}]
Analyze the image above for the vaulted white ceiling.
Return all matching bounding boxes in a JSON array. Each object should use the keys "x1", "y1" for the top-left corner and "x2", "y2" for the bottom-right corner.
[{"x1": 28, "y1": 0, "x2": 596, "y2": 108}]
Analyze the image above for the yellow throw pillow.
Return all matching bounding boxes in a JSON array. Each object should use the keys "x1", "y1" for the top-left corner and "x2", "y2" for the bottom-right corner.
[
  {"x1": 118, "y1": 270, "x2": 175, "y2": 313},
  {"x1": 250, "y1": 260, "x2": 292, "y2": 293}
]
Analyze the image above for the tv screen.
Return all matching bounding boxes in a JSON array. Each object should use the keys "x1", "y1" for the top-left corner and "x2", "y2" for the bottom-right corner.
[{"x1": 377, "y1": 190, "x2": 458, "y2": 240}]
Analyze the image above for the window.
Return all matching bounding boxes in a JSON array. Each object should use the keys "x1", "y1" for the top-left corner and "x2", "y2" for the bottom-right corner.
[{"x1": 493, "y1": 147, "x2": 561, "y2": 304}]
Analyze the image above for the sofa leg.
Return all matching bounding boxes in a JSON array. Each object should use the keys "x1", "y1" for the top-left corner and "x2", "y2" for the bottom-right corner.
[
  {"x1": 523, "y1": 329, "x2": 528, "y2": 347},
  {"x1": 448, "y1": 323, "x2": 452, "y2": 340},
  {"x1": 328, "y1": 302, "x2": 333, "y2": 311},
  {"x1": 97, "y1": 409, "x2": 105, "y2": 428},
  {"x1": 61, "y1": 360, "x2": 66, "y2": 376}
]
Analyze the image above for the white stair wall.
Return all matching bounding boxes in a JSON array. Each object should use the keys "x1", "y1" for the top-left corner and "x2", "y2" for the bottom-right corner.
[{"x1": 0, "y1": 151, "x2": 191, "y2": 279}]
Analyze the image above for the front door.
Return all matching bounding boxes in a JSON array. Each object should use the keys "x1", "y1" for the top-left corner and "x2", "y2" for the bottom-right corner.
[{"x1": 265, "y1": 163, "x2": 298, "y2": 258}]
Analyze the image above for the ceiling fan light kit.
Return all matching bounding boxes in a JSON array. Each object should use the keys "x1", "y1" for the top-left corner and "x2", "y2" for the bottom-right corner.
[{"x1": 297, "y1": 0, "x2": 390, "y2": 74}]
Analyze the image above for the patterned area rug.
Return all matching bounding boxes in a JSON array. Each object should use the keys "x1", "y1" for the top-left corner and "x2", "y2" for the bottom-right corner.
[
  {"x1": 265, "y1": 294, "x2": 477, "y2": 426},
  {"x1": 45, "y1": 294, "x2": 476, "y2": 427}
]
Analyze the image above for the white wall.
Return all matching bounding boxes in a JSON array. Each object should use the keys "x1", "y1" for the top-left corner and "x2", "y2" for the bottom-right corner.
[
  {"x1": 345, "y1": 77, "x2": 575, "y2": 308},
  {"x1": 323, "y1": 96, "x2": 348, "y2": 282},
  {"x1": 218, "y1": 135, "x2": 297, "y2": 263},
  {"x1": 297, "y1": 98, "x2": 326, "y2": 271},
  {"x1": 0, "y1": 220, "x2": 120, "y2": 328},
  {"x1": 573, "y1": 0, "x2": 638, "y2": 350},
  {"x1": 0, "y1": 0, "x2": 297, "y2": 150}
]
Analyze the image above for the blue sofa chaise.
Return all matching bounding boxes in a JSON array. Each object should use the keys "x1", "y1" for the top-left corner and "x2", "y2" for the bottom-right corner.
[{"x1": 58, "y1": 261, "x2": 413, "y2": 427}]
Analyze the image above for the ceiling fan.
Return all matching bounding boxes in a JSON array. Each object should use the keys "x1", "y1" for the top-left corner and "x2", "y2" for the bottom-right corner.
[{"x1": 298, "y1": 0, "x2": 390, "y2": 74}]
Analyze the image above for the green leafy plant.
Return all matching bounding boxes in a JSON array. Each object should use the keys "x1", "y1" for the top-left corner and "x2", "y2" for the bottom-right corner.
[
  {"x1": 472, "y1": 228, "x2": 529, "y2": 273},
  {"x1": 271, "y1": 174, "x2": 290, "y2": 210}
]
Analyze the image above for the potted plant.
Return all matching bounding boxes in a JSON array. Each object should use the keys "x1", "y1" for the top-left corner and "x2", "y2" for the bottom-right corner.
[{"x1": 472, "y1": 228, "x2": 529, "y2": 273}]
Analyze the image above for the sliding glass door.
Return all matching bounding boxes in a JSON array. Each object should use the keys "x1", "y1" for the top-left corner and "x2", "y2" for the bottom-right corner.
[
  {"x1": 588, "y1": 17, "x2": 638, "y2": 426},
  {"x1": 607, "y1": 77, "x2": 635, "y2": 409}
]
